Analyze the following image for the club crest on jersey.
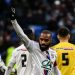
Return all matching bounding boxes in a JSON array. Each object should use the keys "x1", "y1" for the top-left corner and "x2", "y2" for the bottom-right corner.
[{"x1": 41, "y1": 59, "x2": 53, "y2": 70}]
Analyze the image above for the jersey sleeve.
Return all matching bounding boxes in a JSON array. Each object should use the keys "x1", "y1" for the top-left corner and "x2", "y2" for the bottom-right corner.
[{"x1": 11, "y1": 20, "x2": 31, "y2": 47}]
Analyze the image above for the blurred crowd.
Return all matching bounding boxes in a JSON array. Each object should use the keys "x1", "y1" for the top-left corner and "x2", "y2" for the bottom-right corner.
[{"x1": 0, "y1": 0, "x2": 75, "y2": 63}]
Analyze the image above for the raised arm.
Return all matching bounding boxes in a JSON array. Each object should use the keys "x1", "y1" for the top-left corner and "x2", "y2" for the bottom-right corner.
[
  {"x1": 10, "y1": 8, "x2": 31, "y2": 47},
  {"x1": 11, "y1": 19, "x2": 30, "y2": 46}
]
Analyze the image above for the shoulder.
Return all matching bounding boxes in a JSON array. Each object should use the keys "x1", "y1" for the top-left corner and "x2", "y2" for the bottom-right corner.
[
  {"x1": 49, "y1": 48, "x2": 56, "y2": 54},
  {"x1": 51, "y1": 43, "x2": 60, "y2": 49},
  {"x1": 48, "y1": 48, "x2": 57, "y2": 57},
  {"x1": 12, "y1": 44, "x2": 27, "y2": 54},
  {"x1": 15, "y1": 44, "x2": 27, "y2": 51},
  {"x1": 30, "y1": 40, "x2": 38, "y2": 45},
  {"x1": 29, "y1": 40, "x2": 39, "y2": 47},
  {"x1": 48, "y1": 48, "x2": 57, "y2": 62},
  {"x1": 69, "y1": 43, "x2": 75, "y2": 47}
]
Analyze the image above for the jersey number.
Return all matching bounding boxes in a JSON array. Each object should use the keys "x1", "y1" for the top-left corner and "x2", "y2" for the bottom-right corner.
[
  {"x1": 62, "y1": 53, "x2": 69, "y2": 66},
  {"x1": 21, "y1": 54, "x2": 27, "y2": 67}
]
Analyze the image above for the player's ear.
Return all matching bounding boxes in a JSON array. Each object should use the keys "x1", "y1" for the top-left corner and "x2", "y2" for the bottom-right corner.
[
  {"x1": 68, "y1": 34, "x2": 70, "y2": 39},
  {"x1": 57, "y1": 35, "x2": 59, "y2": 39}
]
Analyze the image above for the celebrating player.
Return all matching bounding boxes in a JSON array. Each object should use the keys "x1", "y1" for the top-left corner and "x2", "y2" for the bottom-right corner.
[
  {"x1": 9, "y1": 8, "x2": 61, "y2": 75},
  {"x1": 52, "y1": 27, "x2": 75, "y2": 75}
]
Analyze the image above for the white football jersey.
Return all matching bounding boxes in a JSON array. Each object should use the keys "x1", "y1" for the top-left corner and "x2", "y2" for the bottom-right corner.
[
  {"x1": 8, "y1": 44, "x2": 33, "y2": 75},
  {"x1": 24, "y1": 40, "x2": 57, "y2": 75}
]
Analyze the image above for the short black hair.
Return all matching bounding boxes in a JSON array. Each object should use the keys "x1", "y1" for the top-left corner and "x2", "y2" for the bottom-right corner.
[
  {"x1": 58, "y1": 27, "x2": 70, "y2": 37},
  {"x1": 41, "y1": 30, "x2": 51, "y2": 34}
]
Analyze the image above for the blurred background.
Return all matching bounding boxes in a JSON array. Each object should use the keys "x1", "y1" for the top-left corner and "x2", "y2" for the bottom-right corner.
[{"x1": 0, "y1": 0, "x2": 75, "y2": 74}]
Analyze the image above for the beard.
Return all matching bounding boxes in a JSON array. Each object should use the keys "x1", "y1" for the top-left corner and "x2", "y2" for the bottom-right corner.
[{"x1": 39, "y1": 43, "x2": 50, "y2": 51}]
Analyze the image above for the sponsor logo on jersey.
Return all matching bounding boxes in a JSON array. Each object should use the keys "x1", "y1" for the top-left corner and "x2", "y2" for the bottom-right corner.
[{"x1": 41, "y1": 59, "x2": 53, "y2": 70}]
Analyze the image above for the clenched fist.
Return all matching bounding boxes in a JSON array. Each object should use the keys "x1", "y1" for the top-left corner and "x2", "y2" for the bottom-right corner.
[{"x1": 10, "y1": 8, "x2": 16, "y2": 20}]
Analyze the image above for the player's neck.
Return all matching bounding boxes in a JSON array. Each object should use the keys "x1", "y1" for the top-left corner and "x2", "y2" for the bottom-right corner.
[{"x1": 59, "y1": 39, "x2": 69, "y2": 42}]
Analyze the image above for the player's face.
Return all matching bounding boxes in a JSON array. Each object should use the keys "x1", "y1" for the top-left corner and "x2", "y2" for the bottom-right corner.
[{"x1": 39, "y1": 33, "x2": 51, "y2": 51}]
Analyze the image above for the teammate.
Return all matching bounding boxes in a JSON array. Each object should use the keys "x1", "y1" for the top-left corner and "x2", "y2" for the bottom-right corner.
[
  {"x1": 8, "y1": 8, "x2": 61, "y2": 75},
  {"x1": 5, "y1": 29, "x2": 34, "y2": 75},
  {"x1": 52, "y1": 27, "x2": 75, "y2": 75},
  {"x1": 5, "y1": 44, "x2": 33, "y2": 75}
]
